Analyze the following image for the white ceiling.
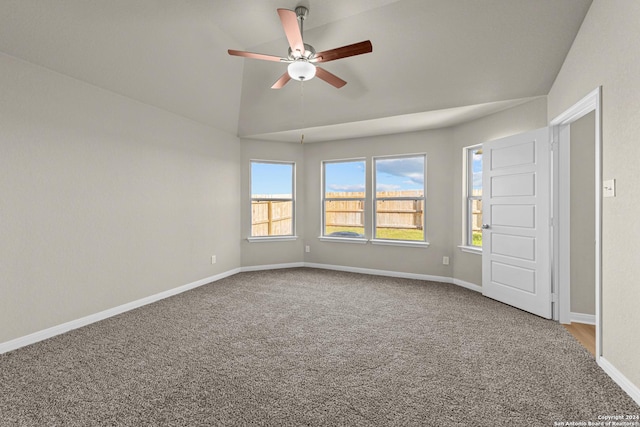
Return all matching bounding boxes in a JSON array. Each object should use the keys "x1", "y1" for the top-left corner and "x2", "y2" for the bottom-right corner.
[
  {"x1": 0, "y1": 0, "x2": 592, "y2": 142},
  {"x1": 247, "y1": 97, "x2": 544, "y2": 143}
]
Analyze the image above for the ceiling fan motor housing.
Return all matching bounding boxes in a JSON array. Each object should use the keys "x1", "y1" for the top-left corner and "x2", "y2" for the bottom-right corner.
[{"x1": 288, "y1": 43, "x2": 316, "y2": 60}]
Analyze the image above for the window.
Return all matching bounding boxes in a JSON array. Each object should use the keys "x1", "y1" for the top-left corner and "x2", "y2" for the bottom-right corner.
[
  {"x1": 373, "y1": 154, "x2": 426, "y2": 242},
  {"x1": 250, "y1": 161, "x2": 295, "y2": 238},
  {"x1": 322, "y1": 159, "x2": 366, "y2": 239},
  {"x1": 465, "y1": 145, "x2": 483, "y2": 248}
]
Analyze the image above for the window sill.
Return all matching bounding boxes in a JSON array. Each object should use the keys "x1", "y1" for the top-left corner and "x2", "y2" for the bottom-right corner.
[
  {"x1": 247, "y1": 236, "x2": 298, "y2": 243},
  {"x1": 458, "y1": 245, "x2": 482, "y2": 255},
  {"x1": 318, "y1": 236, "x2": 368, "y2": 244},
  {"x1": 371, "y1": 239, "x2": 430, "y2": 248}
]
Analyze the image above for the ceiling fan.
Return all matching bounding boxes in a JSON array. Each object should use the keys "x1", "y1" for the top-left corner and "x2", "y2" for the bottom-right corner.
[{"x1": 228, "y1": 6, "x2": 372, "y2": 89}]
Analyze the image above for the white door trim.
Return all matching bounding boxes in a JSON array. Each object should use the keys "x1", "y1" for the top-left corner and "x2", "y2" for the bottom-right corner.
[{"x1": 549, "y1": 87, "x2": 602, "y2": 360}]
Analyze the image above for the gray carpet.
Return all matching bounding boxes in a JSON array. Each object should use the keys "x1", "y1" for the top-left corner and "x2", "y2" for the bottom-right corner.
[{"x1": 0, "y1": 268, "x2": 637, "y2": 426}]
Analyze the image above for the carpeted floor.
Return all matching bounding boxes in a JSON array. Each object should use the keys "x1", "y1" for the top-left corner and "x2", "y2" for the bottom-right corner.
[{"x1": 0, "y1": 268, "x2": 637, "y2": 426}]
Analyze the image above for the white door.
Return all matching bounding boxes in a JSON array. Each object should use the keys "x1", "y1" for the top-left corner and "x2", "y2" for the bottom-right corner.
[{"x1": 482, "y1": 127, "x2": 552, "y2": 318}]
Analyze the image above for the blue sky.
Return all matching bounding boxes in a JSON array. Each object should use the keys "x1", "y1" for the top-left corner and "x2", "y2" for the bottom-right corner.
[
  {"x1": 251, "y1": 162, "x2": 292, "y2": 197},
  {"x1": 325, "y1": 160, "x2": 366, "y2": 192},
  {"x1": 324, "y1": 157, "x2": 425, "y2": 193},
  {"x1": 375, "y1": 157, "x2": 424, "y2": 192},
  {"x1": 251, "y1": 157, "x2": 429, "y2": 196},
  {"x1": 471, "y1": 149, "x2": 482, "y2": 192}
]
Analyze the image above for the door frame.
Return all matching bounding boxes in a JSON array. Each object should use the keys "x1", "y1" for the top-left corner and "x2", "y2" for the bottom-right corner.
[{"x1": 549, "y1": 87, "x2": 602, "y2": 359}]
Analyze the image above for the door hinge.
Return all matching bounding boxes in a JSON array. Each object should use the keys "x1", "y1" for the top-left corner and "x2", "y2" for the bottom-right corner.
[
  {"x1": 550, "y1": 140, "x2": 558, "y2": 151},
  {"x1": 551, "y1": 293, "x2": 558, "y2": 303}
]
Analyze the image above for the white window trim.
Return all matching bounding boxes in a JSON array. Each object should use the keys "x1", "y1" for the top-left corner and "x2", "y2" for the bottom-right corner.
[
  {"x1": 372, "y1": 153, "x2": 427, "y2": 244},
  {"x1": 317, "y1": 236, "x2": 368, "y2": 244},
  {"x1": 458, "y1": 245, "x2": 482, "y2": 255},
  {"x1": 248, "y1": 236, "x2": 299, "y2": 243},
  {"x1": 371, "y1": 239, "x2": 430, "y2": 248},
  {"x1": 250, "y1": 160, "x2": 296, "y2": 239},
  {"x1": 463, "y1": 145, "x2": 483, "y2": 251},
  {"x1": 321, "y1": 158, "x2": 367, "y2": 240}
]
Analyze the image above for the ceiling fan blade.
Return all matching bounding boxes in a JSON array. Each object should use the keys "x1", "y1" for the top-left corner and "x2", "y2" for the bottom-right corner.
[
  {"x1": 277, "y1": 8, "x2": 304, "y2": 56},
  {"x1": 271, "y1": 72, "x2": 292, "y2": 89},
  {"x1": 228, "y1": 49, "x2": 284, "y2": 62},
  {"x1": 315, "y1": 67, "x2": 347, "y2": 88},
  {"x1": 315, "y1": 40, "x2": 373, "y2": 63}
]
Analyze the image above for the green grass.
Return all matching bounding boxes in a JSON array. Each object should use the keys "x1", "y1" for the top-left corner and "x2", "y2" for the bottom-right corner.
[
  {"x1": 376, "y1": 228, "x2": 424, "y2": 241},
  {"x1": 325, "y1": 227, "x2": 481, "y2": 245},
  {"x1": 472, "y1": 231, "x2": 483, "y2": 247},
  {"x1": 325, "y1": 226, "x2": 424, "y2": 241}
]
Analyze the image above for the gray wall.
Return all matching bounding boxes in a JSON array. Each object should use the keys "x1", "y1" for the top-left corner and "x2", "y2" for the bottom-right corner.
[
  {"x1": 570, "y1": 112, "x2": 596, "y2": 316},
  {"x1": 302, "y1": 129, "x2": 454, "y2": 277},
  {"x1": 0, "y1": 53, "x2": 241, "y2": 344},
  {"x1": 451, "y1": 98, "x2": 548, "y2": 286},
  {"x1": 0, "y1": 53, "x2": 545, "y2": 347},
  {"x1": 240, "y1": 139, "x2": 305, "y2": 267},
  {"x1": 547, "y1": 0, "x2": 640, "y2": 390},
  {"x1": 238, "y1": 98, "x2": 548, "y2": 285}
]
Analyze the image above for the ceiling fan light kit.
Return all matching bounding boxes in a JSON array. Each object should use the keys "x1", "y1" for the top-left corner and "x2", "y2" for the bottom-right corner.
[
  {"x1": 227, "y1": 6, "x2": 372, "y2": 89},
  {"x1": 288, "y1": 60, "x2": 316, "y2": 81}
]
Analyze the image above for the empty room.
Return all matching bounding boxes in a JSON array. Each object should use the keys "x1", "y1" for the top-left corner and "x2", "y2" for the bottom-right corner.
[{"x1": 1, "y1": 0, "x2": 639, "y2": 425}]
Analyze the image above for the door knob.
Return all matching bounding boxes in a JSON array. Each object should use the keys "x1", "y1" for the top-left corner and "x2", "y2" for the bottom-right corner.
[{"x1": 482, "y1": 224, "x2": 490, "y2": 229}]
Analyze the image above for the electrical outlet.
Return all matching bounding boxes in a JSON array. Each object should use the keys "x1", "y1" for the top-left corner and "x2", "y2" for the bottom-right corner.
[
  {"x1": 211, "y1": 255, "x2": 217, "y2": 264},
  {"x1": 443, "y1": 256, "x2": 450, "y2": 265},
  {"x1": 305, "y1": 245, "x2": 311, "y2": 253}
]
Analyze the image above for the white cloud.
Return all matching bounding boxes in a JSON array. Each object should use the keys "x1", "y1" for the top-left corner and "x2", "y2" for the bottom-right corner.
[
  {"x1": 376, "y1": 183, "x2": 401, "y2": 191},
  {"x1": 376, "y1": 158, "x2": 424, "y2": 185},
  {"x1": 329, "y1": 184, "x2": 365, "y2": 192},
  {"x1": 472, "y1": 171, "x2": 482, "y2": 189}
]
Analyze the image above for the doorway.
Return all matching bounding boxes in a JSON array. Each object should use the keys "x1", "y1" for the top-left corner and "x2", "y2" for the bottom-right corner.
[
  {"x1": 564, "y1": 111, "x2": 597, "y2": 356},
  {"x1": 569, "y1": 111, "x2": 597, "y2": 320},
  {"x1": 551, "y1": 87, "x2": 602, "y2": 360}
]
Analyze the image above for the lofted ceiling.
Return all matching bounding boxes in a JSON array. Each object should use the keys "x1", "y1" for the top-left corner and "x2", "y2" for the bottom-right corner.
[{"x1": 0, "y1": 0, "x2": 592, "y2": 142}]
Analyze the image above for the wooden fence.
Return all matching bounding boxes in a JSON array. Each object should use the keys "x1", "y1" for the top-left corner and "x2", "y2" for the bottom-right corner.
[
  {"x1": 470, "y1": 189, "x2": 483, "y2": 234},
  {"x1": 251, "y1": 201, "x2": 292, "y2": 236},
  {"x1": 375, "y1": 199, "x2": 424, "y2": 229},
  {"x1": 325, "y1": 191, "x2": 423, "y2": 230},
  {"x1": 251, "y1": 191, "x2": 428, "y2": 235},
  {"x1": 324, "y1": 199, "x2": 365, "y2": 228},
  {"x1": 470, "y1": 199, "x2": 483, "y2": 233}
]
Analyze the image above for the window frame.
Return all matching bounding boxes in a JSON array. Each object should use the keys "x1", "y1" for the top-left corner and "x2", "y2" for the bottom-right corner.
[
  {"x1": 371, "y1": 153, "x2": 428, "y2": 246},
  {"x1": 462, "y1": 144, "x2": 483, "y2": 252},
  {"x1": 249, "y1": 160, "x2": 296, "y2": 241},
  {"x1": 320, "y1": 158, "x2": 368, "y2": 243}
]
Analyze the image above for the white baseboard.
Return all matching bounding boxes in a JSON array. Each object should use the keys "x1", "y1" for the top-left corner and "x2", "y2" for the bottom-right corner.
[
  {"x1": 598, "y1": 357, "x2": 640, "y2": 406},
  {"x1": 305, "y1": 262, "x2": 482, "y2": 293},
  {"x1": 570, "y1": 312, "x2": 596, "y2": 325},
  {"x1": 304, "y1": 262, "x2": 452, "y2": 283},
  {"x1": 241, "y1": 262, "x2": 483, "y2": 293},
  {"x1": 453, "y1": 278, "x2": 483, "y2": 293},
  {"x1": 0, "y1": 268, "x2": 241, "y2": 355},
  {"x1": 240, "y1": 262, "x2": 305, "y2": 272}
]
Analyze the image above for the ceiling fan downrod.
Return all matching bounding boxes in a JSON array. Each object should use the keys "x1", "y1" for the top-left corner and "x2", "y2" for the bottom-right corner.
[{"x1": 295, "y1": 6, "x2": 309, "y2": 30}]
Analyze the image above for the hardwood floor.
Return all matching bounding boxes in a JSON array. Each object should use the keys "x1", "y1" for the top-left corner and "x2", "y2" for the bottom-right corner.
[{"x1": 563, "y1": 323, "x2": 596, "y2": 356}]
